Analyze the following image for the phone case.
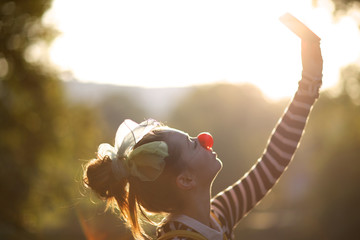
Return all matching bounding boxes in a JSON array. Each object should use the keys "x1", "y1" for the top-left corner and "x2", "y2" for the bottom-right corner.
[{"x1": 279, "y1": 13, "x2": 321, "y2": 42}]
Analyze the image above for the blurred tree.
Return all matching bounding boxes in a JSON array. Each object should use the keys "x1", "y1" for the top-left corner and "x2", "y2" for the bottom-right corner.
[
  {"x1": 0, "y1": 0, "x2": 105, "y2": 239},
  {"x1": 0, "y1": 0, "x2": 60, "y2": 238},
  {"x1": 301, "y1": 65, "x2": 360, "y2": 239},
  {"x1": 330, "y1": 0, "x2": 360, "y2": 11},
  {"x1": 313, "y1": 0, "x2": 360, "y2": 12},
  {"x1": 338, "y1": 64, "x2": 360, "y2": 105}
]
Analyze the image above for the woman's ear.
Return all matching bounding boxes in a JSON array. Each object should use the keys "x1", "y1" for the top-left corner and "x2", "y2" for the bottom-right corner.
[{"x1": 176, "y1": 171, "x2": 196, "y2": 190}]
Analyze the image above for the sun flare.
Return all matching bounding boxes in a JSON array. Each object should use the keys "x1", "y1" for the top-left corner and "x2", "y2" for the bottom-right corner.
[{"x1": 45, "y1": 0, "x2": 360, "y2": 100}]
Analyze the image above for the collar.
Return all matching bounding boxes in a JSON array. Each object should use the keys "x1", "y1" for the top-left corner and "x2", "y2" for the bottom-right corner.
[{"x1": 164, "y1": 213, "x2": 224, "y2": 240}]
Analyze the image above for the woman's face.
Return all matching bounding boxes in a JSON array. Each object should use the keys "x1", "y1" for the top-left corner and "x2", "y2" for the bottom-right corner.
[{"x1": 166, "y1": 129, "x2": 223, "y2": 186}]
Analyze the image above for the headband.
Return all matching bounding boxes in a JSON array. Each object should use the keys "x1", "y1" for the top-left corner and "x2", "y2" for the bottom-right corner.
[{"x1": 97, "y1": 119, "x2": 169, "y2": 181}]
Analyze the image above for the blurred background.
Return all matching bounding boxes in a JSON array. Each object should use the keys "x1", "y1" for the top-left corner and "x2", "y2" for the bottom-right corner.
[{"x1": 1, "y1": 0, "x2": 360, "y2": 239}]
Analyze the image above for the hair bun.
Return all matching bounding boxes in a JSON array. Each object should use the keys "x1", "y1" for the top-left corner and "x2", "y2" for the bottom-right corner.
[{"x1": 84, "y1": 156, "x2": 119, "y2": 199}]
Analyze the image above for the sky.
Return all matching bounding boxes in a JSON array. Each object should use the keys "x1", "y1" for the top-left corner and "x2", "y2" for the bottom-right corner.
[{"x1": 44, "y1": 0, "x2": 360, "y2": 100}]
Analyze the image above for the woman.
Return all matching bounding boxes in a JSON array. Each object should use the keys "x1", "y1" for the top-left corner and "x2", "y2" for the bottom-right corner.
[{"x1": 83, "y1": 40, "x2": 323, "y2": 239}]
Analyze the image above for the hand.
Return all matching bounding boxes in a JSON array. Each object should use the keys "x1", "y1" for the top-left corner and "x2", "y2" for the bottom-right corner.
[{"x1": 301, "y1": 41, "x2": 323, "y2": 79}]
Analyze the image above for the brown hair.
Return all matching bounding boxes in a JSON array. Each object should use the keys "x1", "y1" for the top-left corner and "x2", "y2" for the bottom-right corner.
[{"x1": 83, "y1": 129, "x2": 186, "y2": 239}]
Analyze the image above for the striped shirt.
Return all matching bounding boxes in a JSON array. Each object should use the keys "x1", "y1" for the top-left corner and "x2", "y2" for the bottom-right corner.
[{"x1": 157, "y1": 79, "x2": 320, "y2": 239}]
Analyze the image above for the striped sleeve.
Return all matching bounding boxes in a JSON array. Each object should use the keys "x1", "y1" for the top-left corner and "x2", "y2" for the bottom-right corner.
[{"x1": 211, "y1": 82, "x2": 320, "y2": 234}]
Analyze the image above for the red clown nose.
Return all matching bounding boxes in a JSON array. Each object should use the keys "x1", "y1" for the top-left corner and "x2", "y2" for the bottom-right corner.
[{"x1": 197, "y1": 132, "x2": 214, "y2": 150}]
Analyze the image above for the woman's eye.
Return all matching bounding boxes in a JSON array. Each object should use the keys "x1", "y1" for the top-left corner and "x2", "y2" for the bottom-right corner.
[{"x1": 188, "y1": 136, "x2": 198, "y2": 149}]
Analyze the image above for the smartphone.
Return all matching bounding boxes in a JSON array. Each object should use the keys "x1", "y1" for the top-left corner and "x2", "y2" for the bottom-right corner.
[{"x1": 279, "y1": 13, "x2": 321, "y2": 42}]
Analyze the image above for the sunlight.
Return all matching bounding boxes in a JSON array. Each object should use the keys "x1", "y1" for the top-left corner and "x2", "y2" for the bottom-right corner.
[{"x1": 45, "y1": 0, "x2": 360, "y2": 100}]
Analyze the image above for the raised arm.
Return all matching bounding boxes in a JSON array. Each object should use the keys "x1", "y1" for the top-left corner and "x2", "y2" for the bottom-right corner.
[{"x1": 211, "y1": 41, "x2": 323, "y2": 233}]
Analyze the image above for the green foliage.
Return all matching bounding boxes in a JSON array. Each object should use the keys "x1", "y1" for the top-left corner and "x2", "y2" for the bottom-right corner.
[
  {"x1": 0, "y1": 1, "x2": 108, "y2": 239},
  {"x1": 314, "y1": 0, "x2": 360, "y2": 13},
  {"x1": 0, "y1": 0, "x2": 61, "y2": 237},
  {"x1": 338, "y1": 64, "x2": 360, "y2": 104},
  {"x1": 332, "y1": 0, "x2": 360, "y2": 11}
]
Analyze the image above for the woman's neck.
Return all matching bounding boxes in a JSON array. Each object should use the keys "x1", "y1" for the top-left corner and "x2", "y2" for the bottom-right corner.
[{"x1": 177, "y1": 187, "x2": 212, "y2": 227}]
